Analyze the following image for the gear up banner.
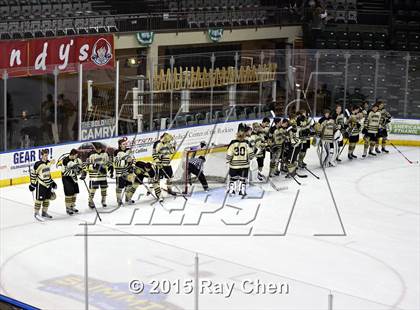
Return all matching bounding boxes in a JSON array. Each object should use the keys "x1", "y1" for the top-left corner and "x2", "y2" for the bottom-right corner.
[{"x1": 0, "y1": 34, "x2": 115, "y2": 77}]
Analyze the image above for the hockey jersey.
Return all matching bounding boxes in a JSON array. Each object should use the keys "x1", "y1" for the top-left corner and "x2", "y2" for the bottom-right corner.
[
  {"x1": 30, "y1": 160, "x2": 54, "y2": 188},
  {"x1": 320, "y1": 119, "x2": 337, "y2": 142},
  {"x1": 347, "y1": 114, "x2": 362, "y2": 136},
  {"x1": 152, "y1": 140, "x2": 175, "y2": 166},
  {"x1": 226, "y1": 139, "x2": 254, "y2": 169},
  {"x1": 379, "y1": 108, "x2": 392, "y2": 129},
  {"x1": 61, "y1": 156, "x2": 83, "y2": 182},
  {"x1": 86, "y1": 150, "x2": 110, "y2": 182},
  {"x1": 113, "y1": 148, "x2": 134, "y2": 177},
  {"x1": 366, "y1": 111, "x2": 381, "y2": 133},
  {"x1": 248, "y1": 131, "x2": 267, "y2": 158}
]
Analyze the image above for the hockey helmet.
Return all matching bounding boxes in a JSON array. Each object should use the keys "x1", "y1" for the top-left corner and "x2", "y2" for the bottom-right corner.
[{"x1": 161, "y1": 133, "x2": 174, "y2": 143}]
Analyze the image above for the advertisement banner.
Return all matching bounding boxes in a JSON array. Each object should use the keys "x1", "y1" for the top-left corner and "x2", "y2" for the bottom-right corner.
[
  {"x1": 389, "y1": 119, "x2": 420, "y2": 135},
  {"x1": 0, "y1": 34, "x2": 114, "y2": 77},
  {"x1": 0, "y1": 40, "x2": 29, "y2": 77},
  {"x1": 0, "y1": 121, "x2": 238, "y2": 183},
  {"x1": 81, "y1": 118, "x2": 117, "y2": 141},
  {"x1": 0, "y1": 119, "x2": 418, "y2": 185}
]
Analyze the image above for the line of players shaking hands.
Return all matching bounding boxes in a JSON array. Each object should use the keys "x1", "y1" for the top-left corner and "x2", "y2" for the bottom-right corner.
[
  {"x1": 28, "y1": 100, "x2": 391, "y2": 219},
  {"x1": 28, "y1": 133, "x2": 178, "y2": 219},
  {"x1": 224, "y1": 100, "x2": 391, "y2": 195}
]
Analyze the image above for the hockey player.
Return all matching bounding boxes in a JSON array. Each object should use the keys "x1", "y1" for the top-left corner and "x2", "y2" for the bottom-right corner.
[
  {"x1": 296, "y1": 110, "x2": 313, "y2": 168},
  {"x1": 331, "y1": 104, "x2": 345, "y2": 162},
  {"x1": 283, "y1": 118, "x2": 305, "y2": 178},
  {"x1": 113, "y1": 137, "x2": 135, "y2": 206},
  {"x1": 29, "y1": 149, "x2": 56, "y2": 220},
  {"x1": 361, "y1": 101, "x2": 369, "y2": 118},
  {"x1": 153, "y1": 133, "x2": 176, "y2": 194},
  {"x1": 226, "y1": 124, "x2": 254, "y2": 196},
  {"x1": 84, "y1": 143, "x2": 112, "y2": 208},
  {"x1": 346, "y1": 105, "x2": 363, "y2": 160},
  {"x1": 377, "y1": 101, "x2": 392, "y2": 153},
  {"x1": 249, "y1": 122, "x2": 267, "y2": 181},
  {"x1": 60, "y1": 149, "x2": 83, "y2": 215},
  {"x1": 125, "y1": 160, "x2": 163, "y2": 203},
  {"x1": 362, "y1": 102, "x2": 381, "y2": 157},
  {"x1": 268, "y1": 118, "x2": 284, "y2": 177},
  {"x1": 318, "y1": 108, "x2": 331, "y2": 124},
  {"x1": 261, "y1": 117, "x2": 271, "y2": 135},
  {"x1": 318, "y1": 112, "x2": 338, "y2": 167},
  {"x1": 187, "y1": 156, "x2": 209, "y2": 192}
]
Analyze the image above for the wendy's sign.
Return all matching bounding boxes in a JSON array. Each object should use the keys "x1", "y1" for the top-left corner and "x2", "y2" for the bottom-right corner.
[{"x1": 0, "y1": 34, "x2": 114, "y2": 77}]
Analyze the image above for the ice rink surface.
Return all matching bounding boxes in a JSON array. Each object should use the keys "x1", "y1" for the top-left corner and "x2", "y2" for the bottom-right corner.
[{"x1": 0, "y1": 146, "x2": 419, "y2": 310}]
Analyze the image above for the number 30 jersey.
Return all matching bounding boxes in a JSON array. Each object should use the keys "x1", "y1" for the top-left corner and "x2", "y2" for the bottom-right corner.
[{"x1": 226, "y1": 140, "x2": 254, "y2": 169}]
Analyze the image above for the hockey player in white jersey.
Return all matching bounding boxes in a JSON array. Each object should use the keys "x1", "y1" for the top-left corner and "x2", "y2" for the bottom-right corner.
[{"x1": 226, "y1": 124, "x2": 254, "y2": 196}]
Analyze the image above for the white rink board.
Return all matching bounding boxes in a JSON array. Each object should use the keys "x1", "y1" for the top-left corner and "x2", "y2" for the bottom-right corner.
[
  {"x1": 0, "y1": 118, "x2": 419, "y2": 183},
  {"x1": 0, "y1": 121, "x2": 239, "y2": 182}
]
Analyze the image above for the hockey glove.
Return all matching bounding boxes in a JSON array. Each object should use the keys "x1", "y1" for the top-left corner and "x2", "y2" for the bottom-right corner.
[
  {"x1": 51, "y1": 181, "x2": 57, "y2": 189},
  {"x1": 108, "y1": 165, "x2": 114, "y2": 178},
  {"x1": 99, "y1": 166, "x2": 107, "y2": 175},
  {"x1": 80, "y1": 171, "x2": 86, "y2": 181},
  {"x1": 29, "y1": 184, "x2": 36, "y2": 192}
]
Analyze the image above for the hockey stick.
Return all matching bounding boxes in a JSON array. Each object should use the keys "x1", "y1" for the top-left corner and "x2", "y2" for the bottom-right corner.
[
  {"x1": 134, "y1": 175, "x2": 164, "y2": 205},
  {"x1": 288, "y1": 174, "x2": 301, "y2": 185},
  {"x1": 158, "y1": 166, "x2": 188, "y2": 200},
  {"x1": 81, "y1": 179, "x2": 102, "y2": 222},
  {"x1": 28, "y1": 164, "x2": 35, "y2": 202},
  {"x1": 338, "y1": 139, "x2": 348, "y2": 157},
  {"x1": 390, "y1": 142, "x2": 419, "y2": 164},
  {"x1": 304, "y1": 166, "x2": 320, "y2": 179}
]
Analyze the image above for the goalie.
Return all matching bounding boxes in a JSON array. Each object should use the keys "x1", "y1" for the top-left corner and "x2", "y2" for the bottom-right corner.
[{"x1": 226, "y1": 124, "x2": 254, "y2": 196}]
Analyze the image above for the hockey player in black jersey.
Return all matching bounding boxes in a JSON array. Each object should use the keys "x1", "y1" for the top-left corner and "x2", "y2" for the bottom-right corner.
[
  {"x1": 29, "y1": 149, "x2": 57, "y2": 220},
  {"x1": 59, "y1": 149, "x2": 83, "y2": 215},
  {"x1": 283, "y1": 118, "x2": 305, "y2": 179},
  {"x1": 346, "y1": 105, "x2": 363, "y2": 159},
  {"x1": 377, "y1": 100, "x2": 392, "y2": 153},
  {"x1": 296, "y1": 110, "x2": 313, "y2": 168},
  {"x1": 125, "y1": 160, "x2": 163, "y2": 203},
  {"x1": 114, "y1": 137, "x2": 134, "y2": 206}
]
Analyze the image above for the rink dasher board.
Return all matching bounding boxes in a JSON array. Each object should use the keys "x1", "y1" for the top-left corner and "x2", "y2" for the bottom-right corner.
[{"x1": 0, "y1": 118, "x2": 419, "y2": 188}]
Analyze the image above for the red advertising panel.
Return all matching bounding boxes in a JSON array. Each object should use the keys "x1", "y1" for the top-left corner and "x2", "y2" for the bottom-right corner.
[
  {"x1": 0, "y1": 40, "x2": 28, "y2": 77},
  {"x1": 0, "y1": 34, "x2": 114, "y2": 77},
  {"x1": 75, "y1": 35, "x2": 115, "y2": 70}
]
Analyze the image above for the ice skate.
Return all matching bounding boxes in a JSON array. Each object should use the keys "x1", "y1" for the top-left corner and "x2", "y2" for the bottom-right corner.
[{"x1": 41, "y1": 211, "x2": 53, "y2": 219}]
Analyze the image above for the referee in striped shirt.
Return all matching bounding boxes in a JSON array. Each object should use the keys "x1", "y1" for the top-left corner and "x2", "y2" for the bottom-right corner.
[{"x1": 188, "y1": 156, "x2": 208, "y2": 191}]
